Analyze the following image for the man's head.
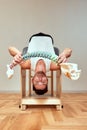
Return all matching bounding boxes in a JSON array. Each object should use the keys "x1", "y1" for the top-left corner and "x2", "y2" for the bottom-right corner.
[{"x1": 32, "y1": 71, "x2": 48, "y2": 95}]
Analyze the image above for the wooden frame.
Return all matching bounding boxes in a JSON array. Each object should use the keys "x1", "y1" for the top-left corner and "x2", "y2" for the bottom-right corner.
[{"x1": 20, "y1": 67, "x2": 62, "y2": 111}]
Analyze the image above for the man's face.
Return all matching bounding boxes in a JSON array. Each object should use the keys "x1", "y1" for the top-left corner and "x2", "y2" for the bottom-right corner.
[{"x1": 32, "y1": 71, "x2": 48, "y2": 90}]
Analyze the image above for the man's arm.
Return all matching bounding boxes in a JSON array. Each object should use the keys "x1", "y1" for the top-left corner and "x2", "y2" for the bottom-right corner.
[
  {"x1": 62, "y1": 48, "x2": 72, "y2": 58},
  {"x1": 50, "y1": 48, "x2": 72, "y2": 70},
  {"x1": 58, "y1": 48, "x2": 72, "y2": 64},
  {"x1": 8, "y1": 46, "x2": 21, "y2": 57},
  {"x1": 8, "y1": 46, "x2": 31, "y2": 69}
]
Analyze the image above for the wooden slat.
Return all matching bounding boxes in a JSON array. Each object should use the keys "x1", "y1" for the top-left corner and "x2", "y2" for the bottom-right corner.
[{"x1": 21, "y1": 97, "x2": 61, "y2": 105}]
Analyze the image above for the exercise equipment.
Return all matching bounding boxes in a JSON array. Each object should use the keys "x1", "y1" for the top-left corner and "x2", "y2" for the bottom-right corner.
[{"x1": 7, "y1": 32, "x2": 81, "y2": 111}]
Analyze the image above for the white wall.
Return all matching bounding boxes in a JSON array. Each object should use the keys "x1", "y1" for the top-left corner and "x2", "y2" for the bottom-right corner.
[{"x1": 0, "y1": 0, "x2": 87, "y2": 92}]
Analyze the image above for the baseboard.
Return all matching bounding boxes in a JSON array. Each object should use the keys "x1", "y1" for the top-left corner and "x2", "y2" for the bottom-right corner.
[{"x1": 0, "y1": 90, "x2": 87, "y2": 93}]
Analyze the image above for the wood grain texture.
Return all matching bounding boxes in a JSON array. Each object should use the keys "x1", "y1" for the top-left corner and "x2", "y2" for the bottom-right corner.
[{"x1": 0, "y1": 93, "x2": 87, "y2": 130}]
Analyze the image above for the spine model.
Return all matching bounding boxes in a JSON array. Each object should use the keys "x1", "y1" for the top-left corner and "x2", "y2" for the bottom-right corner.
[{"x1": 22, "y1": 51, "x2": 58, "y2": 65}]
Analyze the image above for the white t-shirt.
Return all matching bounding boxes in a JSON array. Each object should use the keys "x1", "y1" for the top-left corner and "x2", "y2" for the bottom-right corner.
[{"x1": 27, "y1": 36, "x2": 55, "y2": 72}]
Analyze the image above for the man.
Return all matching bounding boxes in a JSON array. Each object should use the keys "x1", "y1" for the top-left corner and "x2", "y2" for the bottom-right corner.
[{"x1": 7, "y1": 33, "x2": 72, "y2": 95}]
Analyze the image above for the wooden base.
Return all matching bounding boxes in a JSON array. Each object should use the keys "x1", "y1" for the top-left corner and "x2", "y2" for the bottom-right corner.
[{"x1": 20, "y1": 97, "x2": 62, "y2": 111}]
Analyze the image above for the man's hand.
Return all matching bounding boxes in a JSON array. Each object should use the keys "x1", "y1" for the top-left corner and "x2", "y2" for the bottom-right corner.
[
  {"x1": 58, "y1": 48, "x2": 72, "y2": 64},
  {"x1": 58, "y1": 52, "x2": 67, "y2": 64},
  {"x1": 10, "y1": 52, "x2": 23, "y2": 69},
  {"x1": 13, "y1": 52, "x2": 22, "y2": 64}
]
